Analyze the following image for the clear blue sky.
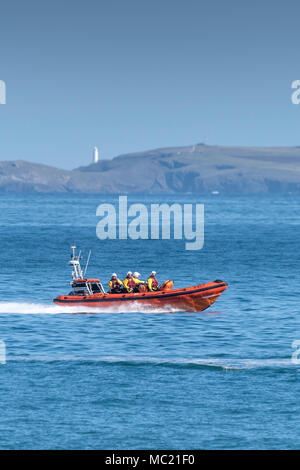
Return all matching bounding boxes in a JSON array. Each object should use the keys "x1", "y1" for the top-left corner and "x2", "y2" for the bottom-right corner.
[{"x1": 0, "y1": 0, "x2": 300, "y2": 169}]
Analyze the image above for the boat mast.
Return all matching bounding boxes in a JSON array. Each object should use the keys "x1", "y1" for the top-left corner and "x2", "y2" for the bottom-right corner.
[{"x1": 69, "y1": 245, "x2": 84, "y2": 280}]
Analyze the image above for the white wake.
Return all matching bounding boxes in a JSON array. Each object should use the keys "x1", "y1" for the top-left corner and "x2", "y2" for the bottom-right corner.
[{"x1": 0, "y1": 301, "x2": 181, "y2": 315}]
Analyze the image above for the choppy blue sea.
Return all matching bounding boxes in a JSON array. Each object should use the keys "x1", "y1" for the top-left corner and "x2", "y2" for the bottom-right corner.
[{"x1": 0, "y1": 193, "x2": 299, "y2": 450}]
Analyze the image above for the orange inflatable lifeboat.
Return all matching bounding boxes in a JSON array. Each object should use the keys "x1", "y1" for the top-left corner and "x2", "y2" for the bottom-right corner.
[
  {"x1": 53, "y1": 246, "x2": 228, "y2": 312},
  {"x1": 54, "y1": 279, "x2": 228, "y2": 312}
]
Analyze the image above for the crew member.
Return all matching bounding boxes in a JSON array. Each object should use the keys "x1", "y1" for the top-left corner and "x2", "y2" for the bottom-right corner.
[
  {"x1": 133, "y1": 272, "x2": 146, "y2": 292},
  {"x1": 147, "y1": 271, "x2": 159, "y2": 291},
  {"x1": 122, "y1": 271, "x2": 136, "y2": 293},
  {"x1": 109, "y1": 273, "x2": 123, "y2": 293}
]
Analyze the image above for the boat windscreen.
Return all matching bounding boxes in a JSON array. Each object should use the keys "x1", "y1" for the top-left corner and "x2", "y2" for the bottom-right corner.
[{"x1": 90, "y1": 283, "x2": 102, "y2": 292}]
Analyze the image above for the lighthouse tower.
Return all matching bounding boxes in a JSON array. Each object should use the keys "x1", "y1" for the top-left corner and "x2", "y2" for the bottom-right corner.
[{"x1": 93, "y1": 147, "x2": 99, "y2": 164}]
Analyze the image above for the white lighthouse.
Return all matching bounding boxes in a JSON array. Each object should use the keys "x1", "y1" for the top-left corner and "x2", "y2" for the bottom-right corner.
[{"x1": 93, "y1": 146, "x2": 99, "y2": 164}]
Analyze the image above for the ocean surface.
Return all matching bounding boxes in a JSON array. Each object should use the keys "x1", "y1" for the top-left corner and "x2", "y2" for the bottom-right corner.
[{"x1": 0, "y1": 193, "x2": 299, "y2": 450}]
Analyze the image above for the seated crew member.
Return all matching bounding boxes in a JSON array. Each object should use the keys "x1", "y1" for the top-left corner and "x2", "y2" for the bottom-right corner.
[
  {"x1": 147, "y1": 271, "x2": 159, "y2": 291},
  {"x1": 132, "y1": 272, "x2": 146, "y2": 292},
  {"x1": 122, "y1": 271, "x2": 136, "y2": 293},
  {"x1": 109, "y1": 273, "x2": 123, "y2": 293}
]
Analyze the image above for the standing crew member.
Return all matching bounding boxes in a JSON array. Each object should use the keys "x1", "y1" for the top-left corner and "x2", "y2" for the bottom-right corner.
[
  {"x1": 109, "y1": 273, "x2": 123, "y2": 293},
  {"x1": 147, "y1": 271, "x2": 159, "y2": 291},
  {"x1": 123, "y1": 271, "x2": 136, "y2": 293}
]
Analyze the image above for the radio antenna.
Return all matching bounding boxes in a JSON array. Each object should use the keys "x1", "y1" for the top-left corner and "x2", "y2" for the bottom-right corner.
[{"x1": 84, "y1": 250, "x2": 92, "y2": 277}]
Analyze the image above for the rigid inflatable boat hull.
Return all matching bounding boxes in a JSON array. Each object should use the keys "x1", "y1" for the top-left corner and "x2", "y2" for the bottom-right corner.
[{"x1": 53, "y1": 281, "x2": 228, "y2": 312}]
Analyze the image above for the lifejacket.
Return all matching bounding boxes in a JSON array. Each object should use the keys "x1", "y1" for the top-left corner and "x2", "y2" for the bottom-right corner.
[
  {"x1": 127, "y1": 277, "x2": 135, "y2": 288},
  {"x1": 123, "y1": 276, "x2": 136, "y2": 292},
  {"x1": 109, "y1": 278, "x2": 122, "y2": 290},
  {"x1": 148, "y1": 276, "x2": 159, "y2": 291}
]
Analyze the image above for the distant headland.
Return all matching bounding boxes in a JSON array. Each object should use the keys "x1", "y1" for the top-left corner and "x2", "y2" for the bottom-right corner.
[{"x1": 1, "y1": 144, "x2": 300, "y2": 194}]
